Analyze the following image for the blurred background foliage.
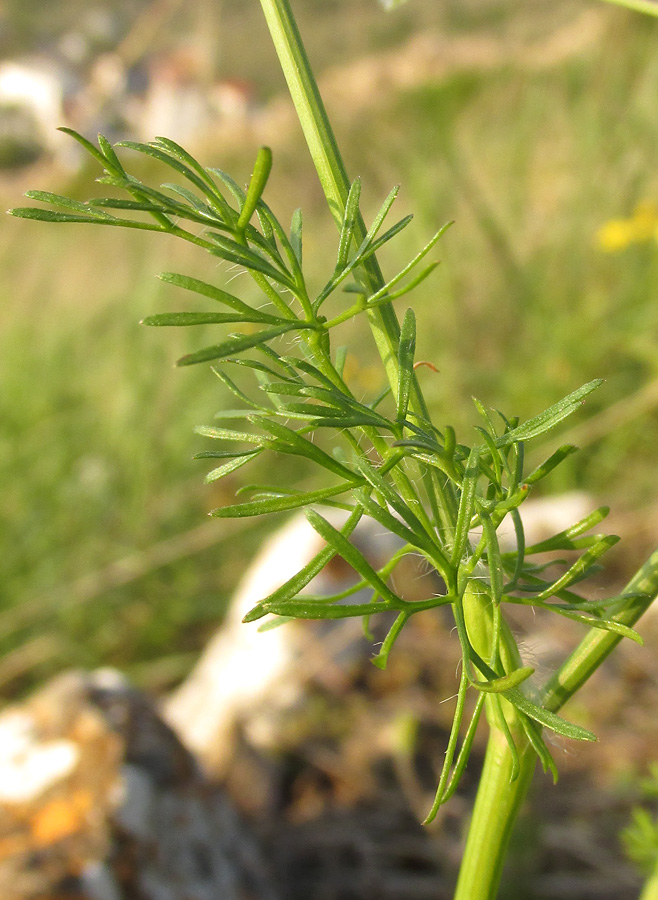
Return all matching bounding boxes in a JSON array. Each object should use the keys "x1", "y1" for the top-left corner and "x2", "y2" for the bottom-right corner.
[{"x1": 1, "y1": 0, "x2": 658, "y2": 697}]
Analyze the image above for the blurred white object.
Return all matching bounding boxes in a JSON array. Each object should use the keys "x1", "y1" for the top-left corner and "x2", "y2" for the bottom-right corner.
[
  {"x1": 0, "y1": 59, "x2": 67, "y2": 166},
  {"x1": 164, "y1": 510, "x2": 400, "y2": 772},
  {"x1": 379, "y1": 0, "x2": 410, "y2": 10}
]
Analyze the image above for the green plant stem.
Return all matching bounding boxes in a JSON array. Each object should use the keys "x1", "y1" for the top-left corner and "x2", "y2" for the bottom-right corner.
[
  {"x1": 256, "y1": 0, "x2": 413, "y2": 408},
  {"x1": 257, "y1": 0, "x2": 400, "y2": 383},
  {"x1": 455, "y1": 549, "x2": 658, "y2": 900},
  {"x1": 542, "y1": 546, "x2": 658, "y2": 713},
  {"x1": 255, "y1": 4, "x2": 658, "y2": 898},
  {"x1": 257, "y1": 0, "x2": 457, "y2": 535},
  {"x1": 454, "y1": 727, "x2": 536, "y2": 900},
  {"x1": 598, "y1": 0, "x2": 658, "y2": 18},
  {"x1": 453, "y1": 582, "x2": 536, "y2": 900}
]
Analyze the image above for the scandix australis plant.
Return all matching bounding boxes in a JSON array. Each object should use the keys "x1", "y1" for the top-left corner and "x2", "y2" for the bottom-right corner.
[{"x1": 9, "y1": 0, "x2": 658, "y2": 897}]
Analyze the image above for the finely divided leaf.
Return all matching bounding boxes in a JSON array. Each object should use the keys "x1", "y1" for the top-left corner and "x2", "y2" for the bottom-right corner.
[
  {"x1": 305, "y1": 509, "x2": 404, "y2": 606},
  {"x1": 159, "y1": 272, "x2": 286, "y2": 321},
  {"x1": 251, "y1": 416, "x2": 360, "y2": 481},
  {"x1": 242, "y1": 507, "x2": 366, "y2": 622}
]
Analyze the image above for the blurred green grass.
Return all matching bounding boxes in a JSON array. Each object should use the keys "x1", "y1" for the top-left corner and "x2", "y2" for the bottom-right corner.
[{"x1": 2, "y1": 1, "x2": 658, "y2": 696}]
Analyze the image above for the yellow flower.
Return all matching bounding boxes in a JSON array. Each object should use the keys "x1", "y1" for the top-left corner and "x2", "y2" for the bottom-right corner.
[
  {"x1": 596, "y1": 218, "x2": 637, "y2": 252},
  {"x1": 596, "y1": 202, "x2": 658, "y2": 253}
]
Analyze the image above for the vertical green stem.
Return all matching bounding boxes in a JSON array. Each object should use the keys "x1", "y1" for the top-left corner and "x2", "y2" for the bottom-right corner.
[
  {"x1": 454, "y1": 729, "x2": 536, "y2": 900},
  {"x1": 253, "y1": 4, "x2": 658, "y2": 899},
  {"x1": 454, "y1": 582, "x2": 536, "y2": 900},
  {"x1": 257, "y1": 0, "x2": 457, "y2": 533},
  {"x1": 258, "y1": 0, "x2": 351, "y2": 227},
  {"x1": 456, "y1": 551, "x2": 658, "y2": 900},
  {"x1": 257, "y1": 0, "x2": 402, "y2": 387}
]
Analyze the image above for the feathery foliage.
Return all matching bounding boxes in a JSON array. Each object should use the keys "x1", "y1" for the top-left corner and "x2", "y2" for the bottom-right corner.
[{"x1": 10, "y1": 129, "x2": 637, "y2": 815}]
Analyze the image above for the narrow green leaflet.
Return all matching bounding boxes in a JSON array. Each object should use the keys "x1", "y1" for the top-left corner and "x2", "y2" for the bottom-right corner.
[
  {"x1": 371, "y1": 611, "x2": 410, "y2": 670},
  {"x1": 97, "y1": 133, "x2": 125, "y2": 174},
  {"x1": 397, "y1": 308, "x2": 416, "y2": 422},
  {"x1": 177, "y1": 322, "x2": 314, "y2": 367},
  {"x1": 158, "y1": 272, "x2": 289, "y2": 321},
  {"x1": 89, "y1": 197, "x2": 169, "y2": 213},
  {"x1": 538, "y1": 606, "x2": 642, "y2": 643},
  {"x1": 211, "y1": 368, "x2": 271, "y2": 413},
  {"x1": 315, "y1": 184, "x2": 400, "y2": 306},
  {"x1": 251, "y1": 415, "x2": 361, "y2": 481},
  {"x1": 242, "y1": 506, "x2": 365, "y2": 621},
  {"x1": 237, "y1": 147, "x2": 273, "y2": 233},
  {"x1": 57, "y1": 127, "x2": 110, "y2": 168},
  {"x1": 451, "y1": 447, "x2": 479, "y2": 566},
  {"x1": 214, "y1": 409, "x2": 269, "y2": 420},
  {"x1": 337, "y1": 178, "x2": 362, "y2": 269},
  {"x1": 506, "y1": 688, "x2": 597, "y2": 742},
  {"x1": 435, "y1": 693, "x2": 486, "y2": 809},
  {"x1": 194, "y1": 448, "x2": 261, "y2": 460},
  {"x1": 423, "y1": 671, "x2": 471, "y2": 824},
  {"x1": 370, "y1": 263, "x2": 440, "y2": 305},
  {"x1": 194, "y1": 426, "x2": 264, "y2": 444},
  {"x1": 9, "y1": 207, "x2": 164, "y2": 231},
  {"x1": 532, "y1": 535, "x2": 620, "y2": 600},
  {"x1": 142, "y1": 312, "x2": 288, "y2": 327},
  {"x1": 470, "y1": 666, "x2": 535, "y2": 693},
  {"x1": 305, "y1": 509, "x2": 405, "y2": 606},
  {"x1": 524, "y1": 445, "x2": 579, "y2": 486},
  {"x1": 468, "y1": 651, "x2": 596, "y2": 741},
  {"x1": 252, "y1": 198, "x2": 303, "y2": 278},
  {"x1": 258, "y1": 598, "x2": 392, "y2": 620},
  {"x1": 260, "y1": 381, "x2": 395, "y2": 430},
  {"x1": 209, "y1": 481, "x2": 356, "y2": 518},
  {"x1": 399, "y1": 446, "x2": 460, "y2": 484},
  {"x1": 356, "y1": 214, "x2": 414, "y2": 266},
  {"x1": 490, "y1": 694, "x2": 521, "y2": 782},
  {"x1": 366, "y1": 221, "x2": 452, "y2": 304},
  {"x1": 205, "y1": 451, "x2": 262, "y2": 482},
  {"x1": 290, "y1": 208, "x2": 303, "y2": 265},
  {"x1": 219, "y1": 356, "x2": 301, "y2": 383},
  {"x1": 23, "y1": 191, "x2": 117, "y2": 217},
  {"x1": 354, "y1": 490, "x2": 437, "y2": 559},
  {"x1": 524, "y1": 506, "x2": 610, "y2": 554},
  {"x1": 207, "y1": 166, "x2": 245, "y2": 205},
  {"x1": 359, "y1": 184, "x2": 400, "y2": 249},
  {"x1": 117, "y1": 139, "x2": 220, "y2": 200},
  {"x1": 521, "y1": 716, "x2": 559, "y2": 782},
  {"x1": 151, "y1": 136, "x2": 234, "y2": 219},
  {"x1": 481, "y1": 514, "x2": 504, "y2": 605},
  {"x1": 160, "y1": 183, "x2": 218, "y2": 217},
  {"x1": 205, "y1": 232, "x2": 296, "y2": 289},
  {"x1": 495, "y1": 380, "x2": 603, "y2": 447},
  {"x1": 356, "y1": 474, "x2": 449, "y2": 579}
]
